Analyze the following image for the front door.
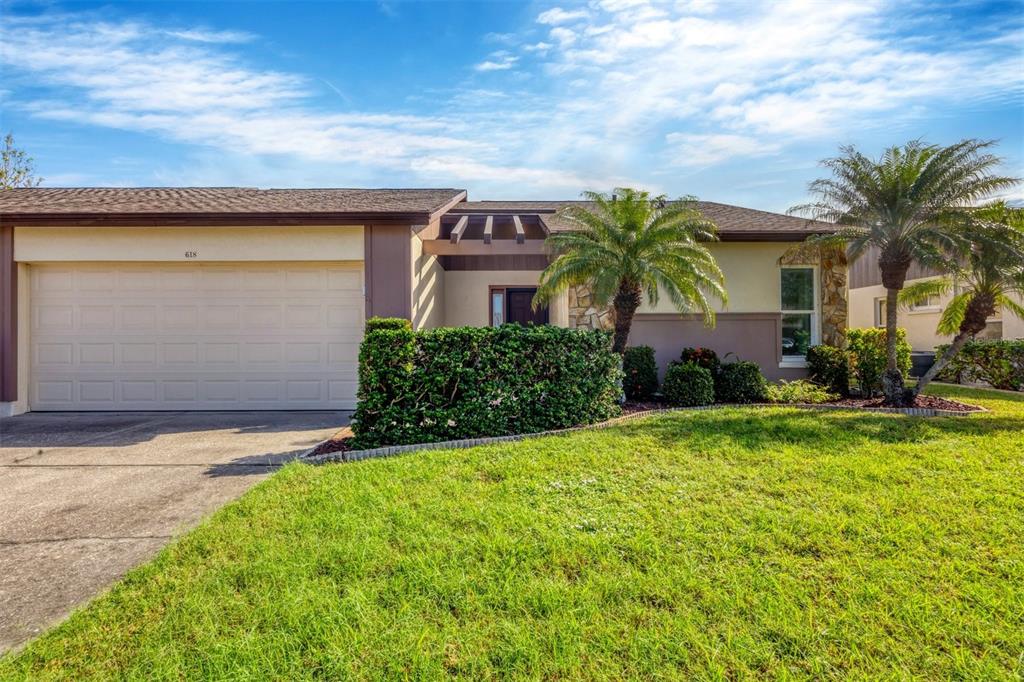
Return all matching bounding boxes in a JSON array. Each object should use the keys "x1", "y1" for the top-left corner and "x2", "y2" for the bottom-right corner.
[{"x1": 506, "y1": 288, "x2": 548, "y2": 325}]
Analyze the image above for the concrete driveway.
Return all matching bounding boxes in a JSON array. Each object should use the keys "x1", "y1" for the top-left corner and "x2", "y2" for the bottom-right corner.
[{"x1": 0, "y1": 411, "x2": 343, "y2": 653}]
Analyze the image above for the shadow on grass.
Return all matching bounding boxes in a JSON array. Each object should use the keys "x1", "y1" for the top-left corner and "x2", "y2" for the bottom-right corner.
[{"x1": 610, "y1": 405, "x2": 1024, "y2": 451}]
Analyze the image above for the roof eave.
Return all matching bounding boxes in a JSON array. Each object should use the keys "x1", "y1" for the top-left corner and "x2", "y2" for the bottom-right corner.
[{"x1": 0, "y1": 211, "x2": 443, "y2": 227}]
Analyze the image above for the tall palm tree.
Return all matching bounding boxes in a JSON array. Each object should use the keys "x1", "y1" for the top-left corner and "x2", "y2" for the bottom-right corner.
[
  {"x1": 902, "y1": 203, "x2": 1024, "y2": 393},
  {"x1": 791, "y1": 139, "x2": 1017, "y2": 405},
  {"x1": 533, "y1": 189, "x2": 727, "y2": 354}
]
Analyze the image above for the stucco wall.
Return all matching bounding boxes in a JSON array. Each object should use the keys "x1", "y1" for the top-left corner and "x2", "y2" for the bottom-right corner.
[
  {"x1": 638, "y1": 242, "x2": 792, "y2": 314},
  {"x1": 411, "y1": 234, "x2": 445, "y2": 330},
  {"x1": 14, "y1": 226, "x2": 364, "y2": 262},
  {"x1": 442, "y1": 270, "x2": 567, "y2": 328},
  {"x1": 849, "y1": 281, "x2": 953, "y2": 352}
]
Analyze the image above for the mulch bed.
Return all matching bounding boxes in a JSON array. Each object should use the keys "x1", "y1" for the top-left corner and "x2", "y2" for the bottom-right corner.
[
  {"x1": 827, "y1": 394, "x2": 983, "y2": 412},
  {"x1": 306, "y1": 427, "x2": 355, "y2": 457},
  {"x1": 623, "y1": 393, "x2": 983, "y2": 413}
]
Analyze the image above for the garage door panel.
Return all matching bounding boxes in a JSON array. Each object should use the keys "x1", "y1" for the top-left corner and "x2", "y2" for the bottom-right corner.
[{"x1": 30, "y1": 263, "x2": 363, "y2": 410}]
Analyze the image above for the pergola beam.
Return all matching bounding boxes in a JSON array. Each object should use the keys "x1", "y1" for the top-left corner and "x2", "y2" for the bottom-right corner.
[
  {"x1": 483, "y1": 215, "x2": 494, "y2": 244},
  {"x1": 513, "y1": 215, "x2": 525, "y2": 244},
  {"x1": 449, "y1": 215, "x2": 469, "y2": 244}
]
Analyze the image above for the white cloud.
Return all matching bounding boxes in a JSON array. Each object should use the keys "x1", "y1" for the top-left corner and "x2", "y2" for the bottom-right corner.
[
  {"x1": 523, "y1": 41, "x2": 553, "y2": 52},
  {"x1": 474, "y1": 52, "x2": 519, "y2": 71},
  {"x1": 665, "y1": 133, "x2": 781, "y2": 167},
  {"x1": 537, "y1": 7, "x2": 588, "y2": 25},
  {"x1": 164, "y1": 28, "x2": 255, "y2": 43},
  {"x1": 549, "y1": 27, "x2": 577, "y2": 48}
]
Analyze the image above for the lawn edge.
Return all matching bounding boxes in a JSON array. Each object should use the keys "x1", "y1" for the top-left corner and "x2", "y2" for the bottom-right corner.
[{"x1": 302, "y1": 399, "x2": 985, "y2": 465}]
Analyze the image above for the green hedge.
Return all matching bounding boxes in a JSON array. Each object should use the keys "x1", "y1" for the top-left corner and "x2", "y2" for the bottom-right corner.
[
  {"x1": 806, "y1": 345, "x2": 851, "y2": 396},
  {"x1": 623, "y1": 346, "x2": 659, "y2": 400},
  {"x1": 715, "y1": 361, "x2": 768, "y2": 403},
  {"x1": 935, "y1": 339, "x2": 1024, "y2": 391},
  {"x1": 847, "y1": 328, "x2": 912, "y2": 397},
  {"x1": 351, "y1": 321, "x2": 623, "y2": 448},
  {"x1": 662, "y1": 362, "x2": 714, "y2": 406}
]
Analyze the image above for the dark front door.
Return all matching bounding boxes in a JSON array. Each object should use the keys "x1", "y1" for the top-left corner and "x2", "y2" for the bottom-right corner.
[{"x1": 506, "y1": 288, "x2": 548, "y2": 325}]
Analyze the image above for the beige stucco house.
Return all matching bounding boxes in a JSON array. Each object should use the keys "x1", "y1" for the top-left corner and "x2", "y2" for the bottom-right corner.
[
  {"x1": 0, "y1": 188, "x2": 844, "y2": 416},
  {"x1": 847, "y1": 244, "x2": 1024, "y2": 353}
]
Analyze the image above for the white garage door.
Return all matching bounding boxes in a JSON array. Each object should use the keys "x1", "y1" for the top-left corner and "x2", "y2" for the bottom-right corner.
[{"x1": 29, "y1": 263, "x2": 363, "y2": 411}]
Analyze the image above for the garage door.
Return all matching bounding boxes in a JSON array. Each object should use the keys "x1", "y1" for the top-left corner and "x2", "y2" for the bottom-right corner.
[{"x1": 29, "y1": 263, "x2": 363, "y2": 410}]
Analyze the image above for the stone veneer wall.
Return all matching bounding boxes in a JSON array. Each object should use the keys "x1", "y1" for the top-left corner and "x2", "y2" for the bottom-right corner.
[
  {"x1": 568, "y1": 249, "x2": 849, "y2": 348},
  {"x1": 568, "y1": 284, "x2": 614, "y2": 330},
  {"x1": 780, "y1": 246, "x2": 848, "y2": 348}
]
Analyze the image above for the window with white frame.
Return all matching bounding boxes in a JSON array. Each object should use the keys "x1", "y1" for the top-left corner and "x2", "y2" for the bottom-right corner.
[
  {"x1": 781, "y1": 267, "x2": 818, "y2": 359},
  {"x1": 908, "y1": 293, "x2": 941, "y2": 312},
  {"x1": 874, "y1": 298, "x2": 887, "y2": 327}
]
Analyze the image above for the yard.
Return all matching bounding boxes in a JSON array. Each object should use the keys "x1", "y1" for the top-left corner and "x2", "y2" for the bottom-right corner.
[{"x1": 2, "y1": 384, "x2": 1021, "y2": 680}]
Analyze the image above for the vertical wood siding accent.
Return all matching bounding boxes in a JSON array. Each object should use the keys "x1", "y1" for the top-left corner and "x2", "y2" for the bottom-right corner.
[
  {"x1": 0, "y1": 224, "x2": 16, "y2": 401},
  {"x1": 849, "y1": 244, "x2": 941, "y2": 289},
  {"x1": 364, "y1": 224, "x2": 412, "y2": 319}
]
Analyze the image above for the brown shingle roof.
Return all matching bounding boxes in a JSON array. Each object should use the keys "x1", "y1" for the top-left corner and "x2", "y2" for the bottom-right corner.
[
  {"x1": 0, "y1": 187, "x2": 467, "y2": 219},
  {"x1": 451, "y1": 200, "x2": 836, "y2": 239}
]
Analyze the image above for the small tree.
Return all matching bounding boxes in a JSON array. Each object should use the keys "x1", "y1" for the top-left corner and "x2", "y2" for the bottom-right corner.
[
  {"x1": 902, "y1": 203, "x2": 1024, "y2": 393},
  {"x1": 0, "y1": 134, "x2": 42, "y2": 189},
  {"x1": 534, "y1": 189, "x2": 727, "y2": 353},
  {"x1": 792, "y1": 140, "x2": 1017, "y2": 405}
]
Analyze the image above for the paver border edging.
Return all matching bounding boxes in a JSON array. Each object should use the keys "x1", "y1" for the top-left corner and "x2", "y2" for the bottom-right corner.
[{"x1": 301, "y1": 399, "x2": 984, "y2": 465}]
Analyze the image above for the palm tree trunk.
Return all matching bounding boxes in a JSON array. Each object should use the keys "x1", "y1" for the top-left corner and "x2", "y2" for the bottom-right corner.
[
  {"x1": 913, "y1": 293, "x2": 994, "y2": 395},
  {"x1": 878, "y1": 251, "x2": 911, "y2": 406},
  {"x1": 611, "y1": 282, "x2": 642, "y2": 354}
]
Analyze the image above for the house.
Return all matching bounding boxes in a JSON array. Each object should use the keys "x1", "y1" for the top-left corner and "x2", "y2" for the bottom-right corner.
[
  {"x1": 0, "y1": 188, "x2": 843, "y2": 416},
  {"x1": 847, "y1": 244, "x2": 1024, "y2": 355}
]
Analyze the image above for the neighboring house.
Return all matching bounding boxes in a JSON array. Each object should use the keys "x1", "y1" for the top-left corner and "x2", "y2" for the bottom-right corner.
[
  {"x1": 848, "y1": 244, "x2": 1024, "y2": 353},
  {"x1": 0, "y1": 188, "x2": 842, "y2": 416}
]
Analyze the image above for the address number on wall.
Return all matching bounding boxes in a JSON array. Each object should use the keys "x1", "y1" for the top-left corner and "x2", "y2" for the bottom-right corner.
[{"x1": 184, "y1": 251, "x2": 198, "y2": 258}]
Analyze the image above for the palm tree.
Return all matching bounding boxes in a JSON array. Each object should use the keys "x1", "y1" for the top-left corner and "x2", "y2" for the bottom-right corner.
[
  {"x1": 791, "y1": 139, "x2": 1017, "y2": 405},
  {"x1": 533, "y1": 189, "x2": 727, "y2": 354},
  {"x1": 902, "y1": 203, "x2": 1024, "y2": 393}
]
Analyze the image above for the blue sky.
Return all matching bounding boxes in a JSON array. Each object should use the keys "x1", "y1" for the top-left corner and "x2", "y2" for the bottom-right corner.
[{"x1": 1, "y1": 0, "x2": 1022, "y2": 212}]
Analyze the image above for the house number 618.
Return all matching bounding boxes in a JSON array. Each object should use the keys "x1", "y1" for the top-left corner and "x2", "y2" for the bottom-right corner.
[{"x1": 184, "y1": 251, "x2": 197, "y2": 258}]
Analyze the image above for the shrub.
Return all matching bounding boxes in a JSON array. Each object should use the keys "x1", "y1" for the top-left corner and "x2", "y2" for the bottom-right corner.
[
  {"x1": 364, "y1": 316, "x2": 413, "y2": 333},
  {"x1": 715, "y1": 361, "x2": 768, "y2": 403},
  {"x1": 662, "y1": 362, "x2": 715, "y2": 407},
  {"x1": 679, "y1": 347, "x2": 720, "y2": 375},
  {"x1": 351, "y1": 324, "x2": 623, "y2": 448},
  {"x1": 806, "y1": 345, "x2": 851, "y2": 396},
  {"x1": 622, "y1": 346, "x2": 659, "y2": 400},
  {"x1": 935, "y1": 339, "x2": 1024, "y2": 391},
  {"x1": 846, "y1": 328, "x2": 912, "y2": 397},
  {"x1": 766, "y1": 379, "x2": 837, "y2": 404}
]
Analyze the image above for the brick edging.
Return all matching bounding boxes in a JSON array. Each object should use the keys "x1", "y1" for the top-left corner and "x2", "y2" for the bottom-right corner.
[{"x1": 301, "y1": 400, "x2": 983, "y2": 465}]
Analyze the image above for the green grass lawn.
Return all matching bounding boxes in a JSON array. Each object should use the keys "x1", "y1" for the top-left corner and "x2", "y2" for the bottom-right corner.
[{"x1": 3, "y1": 385, "x2": 1022, "y2": 680}]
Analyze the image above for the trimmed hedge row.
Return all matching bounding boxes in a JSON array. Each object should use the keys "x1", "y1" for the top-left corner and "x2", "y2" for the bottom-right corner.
[
  {"x1": 351, "y1": 319, "x2": 623, "y2": 448},
  {"x1": 936, "y1": 339, "x2": 1024, "y2": 391}
]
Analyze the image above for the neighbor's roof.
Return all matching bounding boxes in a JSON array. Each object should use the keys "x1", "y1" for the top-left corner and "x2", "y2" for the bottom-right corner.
[
  {"x1": 0, "y1": 187, "x2": 467, "y2": 221},
  {"x1": 450, "y1": 200, "x2": 836, "y2": 239}
]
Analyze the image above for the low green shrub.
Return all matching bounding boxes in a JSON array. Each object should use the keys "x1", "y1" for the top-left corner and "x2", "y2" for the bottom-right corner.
[
  {"x1": 846, "y1": 327, "x2": 912, "y2": 397},
  {"x1": 935, "y1": 339, "x2": 1024, "y2": 391},
  {"x1": 679, "y1": 347, "x2": 720, "y2": 375},
  {"x1": 622, "y1": 346, "x2": 659, "y2": 400},
  {"x1": 662, "y1": 362, "x2": 715, "y2": 407},
  {"x1": 352, "y1": 324, "x2": 623, "y2": 448},
  {"x1": 364, "y1": 317, "x2": 413, "y2": 333},
  {"x1": 806, "y1": 345, "x2": 851, "y2": 396},
  {"x1": 766, "y1": 380, "x2": 837, "y2": 404},
  {"x1": 715, "y1": 361, "x2": 768, "y2": 403}
]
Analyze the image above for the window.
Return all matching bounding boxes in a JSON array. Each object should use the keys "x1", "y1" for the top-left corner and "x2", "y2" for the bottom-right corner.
[
  {"x1": 491, "y1": 290, "x2": 505, "y2": 326},
  {"x1": 908, "y1": 294, "x2": 941, "y2": 312},
  {"x1": 874, "y1": 298, "x2": 887, "y2": 327},
  {"x1": 781, "y1": 267, "x2": 817, "y2": 359}
]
